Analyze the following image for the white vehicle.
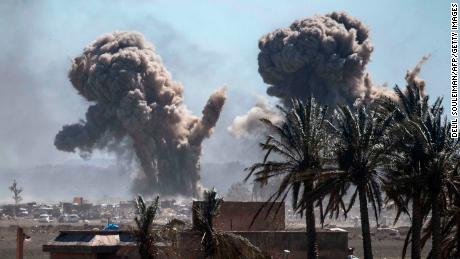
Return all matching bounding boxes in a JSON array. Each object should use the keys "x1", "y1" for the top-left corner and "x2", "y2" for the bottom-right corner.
[
  {"x1": 38, "y1": 214, "x2": 53, "y2": 223},
  {"x1": 68, "y1": 214, "x2": 80, "y2": 223},
  {"x1": 19, "y1": 208, "x2": 28, "y2": 216}
]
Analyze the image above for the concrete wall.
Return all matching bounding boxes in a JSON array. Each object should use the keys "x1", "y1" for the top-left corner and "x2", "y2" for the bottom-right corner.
[
  {"x1": 192, "y1": 201, "x2": 285, "y2": 231},
  {"x1": 49, "y1": 251, "x2": 139, "y2": 259},
  {"x1": 50, "y1": 253, "x2": 97, "y2": 259},
  {"x1": 177, "y1": 230, "x2": 348, "y2": 259},
  {"x1": 47, "y1": 230, "x2": 347, "y2": 259}
]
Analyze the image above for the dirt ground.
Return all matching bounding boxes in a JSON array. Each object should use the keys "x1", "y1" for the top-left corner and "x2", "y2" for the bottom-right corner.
[
  {"x1": 0, "y1": 219, "x2": 429, "y2": 259},
  {"x1": 345, "y1": 227, "x2": 430, "y2": 259}
]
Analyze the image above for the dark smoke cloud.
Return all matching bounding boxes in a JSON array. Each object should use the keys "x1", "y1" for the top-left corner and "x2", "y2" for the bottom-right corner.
[
  {"x1": 257, "y1": 11, "x2": 390, "y2": 106},
  {"x1": 55, "y1": 31, "x2": 226, "y2": 197},
  {"x1": 230, "y1": 12, "x2": 395, "y2": 138}
]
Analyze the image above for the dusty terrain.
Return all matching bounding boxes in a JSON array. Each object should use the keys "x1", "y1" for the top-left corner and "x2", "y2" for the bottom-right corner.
[
  {"x1": 0, "y1": 219, "x2": 429, "y2": 259},
  {"x1": 346, "y1": 227, "x2": 430, "y2": 259}
]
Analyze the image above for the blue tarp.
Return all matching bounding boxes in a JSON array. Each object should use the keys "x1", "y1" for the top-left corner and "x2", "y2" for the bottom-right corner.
[{"x1": 103, "y1": 223, "x2": 120, "y2": 230}]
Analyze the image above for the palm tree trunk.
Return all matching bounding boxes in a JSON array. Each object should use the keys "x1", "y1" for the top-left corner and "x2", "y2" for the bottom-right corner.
[
  {"x1": 456, "y1": 214, "x2": 460, "y2": 258},
  {"x1": 431, "y1": 194, "x2": 441, "y2": 259},
  {"x1": 358, "y1": 184, "x2": 373, "y2": 259},
  {"x1": 411, "y1": 193, "x2": 422, "y2": 259},
  {"x1": 305, "y1": 201, "x2": 318, "y2": 259}
]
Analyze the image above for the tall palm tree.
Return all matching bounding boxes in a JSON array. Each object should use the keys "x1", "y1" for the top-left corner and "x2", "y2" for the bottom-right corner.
[
  {"x1": 421, "y1": 207, "x2": 460, "y2": 259},
  {"x1": 378, "y1": 83, "x2": 431, "y2": 259},
  {"x1": 380, "y1": 83, "x2": 460, "y2": 259},
  {"x1": 135, "y1": 195, "x2": 160, "y2": 259},
  {"x1": 423, "y1": 103, "x2": 459, "y2": 259},
  {"x1": 302, "y1": 103, "x2": 393, "y2": 259},
  {"x1": 246, "y1": 97, "x2": 329, "y2": 259},
  {"x1": 447, "y1": 160, "x2": 460, "y2": 258},
  {"x1": 411, "y1": 101, "x2": 460, "y2": 259},
  {"x1": 384, "y1": 117, "x2": 433, "y2": 259}
]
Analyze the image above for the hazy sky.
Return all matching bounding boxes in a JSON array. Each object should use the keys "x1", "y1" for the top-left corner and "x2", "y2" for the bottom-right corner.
[{"x1": 0, "y1": 0, "x2": 448, "y2": 169}]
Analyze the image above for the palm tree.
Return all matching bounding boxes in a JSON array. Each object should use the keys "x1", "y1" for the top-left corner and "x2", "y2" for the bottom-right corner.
[
  {"x1": 423, "y1": 103, "x2": 459, "y2": 258},
  {"x1": 193, "y1": 188, "x2": 268, "y2": 259},
  {"x1": 421, "y1": 208, "x2": 460, "y2": 259},
  {"x1": 134, "y1": 195, "x2": 160, "y2": 259},
  {"x1": 383, "y1": 118, "x2": 433, "y2": 259},
  {"x1": 246, "y1": 97, "x2": 329, "y2": 259},
  {"x1": 378, "y1": 83, "x2": 432, "y2": 259},
  {"x1": 302, "y1": 102, "x2": 393, "y2": 259},
  {"x1": 194, "y1": 188, "x2": 223, "y2": 258},
  {"x1": 447, "y1": 161, "x2": 460, "y2": 258},
  {"x1": 411, "y1": 101, "x2": 460, "y2": 259},
  {"x1": 421, "y1": 151, "x2": 460, "y2": 258},
  {"x1": 379, "y1": 82, "x2": 460, "y2": 259}
]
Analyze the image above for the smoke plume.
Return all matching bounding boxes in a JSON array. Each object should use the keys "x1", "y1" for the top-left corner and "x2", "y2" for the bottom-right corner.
[
  {"x1": 230, "y1": 12, "x2": 395, "y2": 138},
  {"x1": 405, "y1": 54, "x2": 430, "y2": 94},
  {"x1": 257, "y1": 12, "x2": 391, "y2": 106},
  {"x1": 55, "y1": 31, "x2": 226, "y2": 197},
  {"x1": 228, "y1": 98, "x2": 281, "y2": 138}
]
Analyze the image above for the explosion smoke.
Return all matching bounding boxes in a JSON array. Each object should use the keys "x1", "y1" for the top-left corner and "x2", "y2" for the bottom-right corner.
[
  {"x1": 405, "y1": 54, "x2": 430, "y2": 95},
  {"x1": 228, "y1": 98, "x2": 281, "y2": 138},
  {"x1": 230, "y1": 12, "x2": 395, "y2": 138},
  {"x1": 55, "y1": 31, "x2": 226, "y2": 197},
  {"x1": 258, "y1": 11, "x2": 389, "y2": 106}
]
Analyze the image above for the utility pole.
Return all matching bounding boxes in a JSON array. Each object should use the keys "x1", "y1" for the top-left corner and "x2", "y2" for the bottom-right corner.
[
  {"x1": 16, "y1": 227, "x2": 23, "y2": 259},
  {"x1": 16, "y1": 227, "x2": 30, "y2": 259}
]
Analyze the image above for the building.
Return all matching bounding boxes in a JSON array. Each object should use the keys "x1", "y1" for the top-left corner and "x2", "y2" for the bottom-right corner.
[
  {"x1": 73, "y1": 197, "x2": 84, "y2": 205},
  {"x1": 44, "y1": 201, "x2": 348, "y2": 259},
  {"x1": 43, "y1": 230, "x2": 138, "y2": 259},
  {"x1": 185, "y1": 201, "x2": 348, "y2": 259}
]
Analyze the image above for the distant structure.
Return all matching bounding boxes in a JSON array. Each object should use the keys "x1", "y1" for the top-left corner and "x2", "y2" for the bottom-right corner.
[
  {"x1": 43, "y1": 201, "x2": 348, "y2": 259},
  {"x1": 73, "y1": 197, "x2": 84, "y2": 205},
  {"x1": 192, "y1": 201, "x2": 285, "y2": 231}
]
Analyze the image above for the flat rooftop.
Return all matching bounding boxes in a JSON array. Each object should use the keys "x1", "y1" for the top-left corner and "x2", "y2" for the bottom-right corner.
[{"x1": 43, "y1": 230, "x2": 136, "y2": 254}]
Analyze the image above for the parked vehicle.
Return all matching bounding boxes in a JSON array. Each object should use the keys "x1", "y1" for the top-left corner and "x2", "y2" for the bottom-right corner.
[
  {"x1": 38, "y1": 214, "x2": 53, "y2": 223},
  {"x1": 19, "y1": 208, "x2": 29, "y2": 217},
  {"x1": 68, "y1": 214, "x2": 80, "y2": 223}
]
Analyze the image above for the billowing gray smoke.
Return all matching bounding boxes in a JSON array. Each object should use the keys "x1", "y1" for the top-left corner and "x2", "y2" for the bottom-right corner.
[
  {"x1": 230, "y1": 12, "x2": 394, "y2": 138},
  {"x1": 55, "y1": 31, "x2": 226, "y2": 197},
  {"x1": 258, "y1": 12, "x2": 390, "y2": 106}
]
